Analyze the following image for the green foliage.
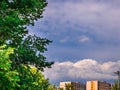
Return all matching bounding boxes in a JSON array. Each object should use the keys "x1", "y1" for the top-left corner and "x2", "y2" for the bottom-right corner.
[
  {"x1": 0, "y1": 0, "x2": 54, "y2": 70},
  {"x1": 58, "y1": 88, "x2": 64, "y2": 90},
  {"x1": 0, "y1": 0, "x2": 47, "y2": 46},
  {"x1": 58, "y1": 83, "x2": 75, "y2": 90},
  {"x1": 111, "y1": 80, "x2": 120, "y2": 90},
  {"x1": 0, "y1": 46, "x2": 51, "y2": 90},
  {"x1": 48, "y1": 84, "x2": 57, "y2": 90},
  {"x1": 0, "y1": 45, "x2": 19, "y2": 89},
  {"x1": 59, "y1": 88, "x2": 64, "y2": 90},
  {"x1": 0, "y1": 0, "x2": 54, "y2": 89},
  {"x1": 65, "y1": 83, "x2": 75, "y2": 90},
  {"x1": 16, "y1": 65, "x2": 50, "y2": 90},
  {"x1": 10, "y1": 35, "x2": 54, "y2": 71}
]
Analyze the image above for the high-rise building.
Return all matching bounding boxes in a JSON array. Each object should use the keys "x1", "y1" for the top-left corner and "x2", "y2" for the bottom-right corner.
[
  {"x1": 86, "y1": 80, "x2": 111, "y2": 90},
  {"x1": 60, "y1": 81, "x2": 85, "y2": 90}
]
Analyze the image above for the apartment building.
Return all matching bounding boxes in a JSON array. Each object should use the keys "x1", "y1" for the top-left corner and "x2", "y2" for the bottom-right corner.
[
  {"x1": 86, "y1": 80, "x2": 111, "y2": 90},
  {"x1": 60, "y1": 81, "x2": 85, "y2": 90}
]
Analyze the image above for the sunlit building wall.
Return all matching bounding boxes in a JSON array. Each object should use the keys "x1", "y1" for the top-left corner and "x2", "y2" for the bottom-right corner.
[{"x1": 86, "y1": 80, "x2": 111, "y2": 90}]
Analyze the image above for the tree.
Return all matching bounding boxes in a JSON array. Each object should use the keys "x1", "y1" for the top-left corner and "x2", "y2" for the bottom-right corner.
[
  {"x1": 65, "y1": 83, "x2": 75, "y2": 90},
  {"x1": 17, "y1": 65, "x2": 50, "y2": 90},
  {"x1": 58, "y1": 88, "x2": 64, "y2": 90},
  {"x1": 0, "y1": 45, "x2": 19, "y2": 89},
  {"x1": 10, "y1": 35, "x2": 54, "y2": 71},
  {"x1": 48, "y1": 84, "x2": 57, "y2": 90},
  {"x1": 58, "y1": 83, "x2": 75, "y2": 90},
  {"x1": 0, "y1": 46, "x2": 51, "y2": 90},
  {"x1": 0, "y1": 0, "x2": 54, "y2": 70},
  {"x1": 0, "y1": 0, "x2": 47, "y2": 46},
  {"x1": 111, "y1": 80, "x2": 120, "y2": 90},
  {"x1": 0, "y1": 0, "x2": 54, "y2": 89}
]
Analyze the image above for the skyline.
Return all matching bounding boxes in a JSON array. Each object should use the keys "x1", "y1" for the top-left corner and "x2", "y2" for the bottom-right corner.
[{"x1": 28, "y1": 0, "x2": 120, "y2": 85}]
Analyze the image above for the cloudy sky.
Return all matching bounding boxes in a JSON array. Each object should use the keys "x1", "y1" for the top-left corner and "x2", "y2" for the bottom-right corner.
[{"x1": 29, "y1": 0, "x2": 120, "y2": 85}]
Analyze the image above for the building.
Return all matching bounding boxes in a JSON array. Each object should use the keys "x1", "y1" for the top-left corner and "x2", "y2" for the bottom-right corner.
[
  {"x1": 86, "y1": 80, "x2": 111, "y2": 90},
  {"x1": 60, "y1": 81, "x2": 85, "y2": 90}
]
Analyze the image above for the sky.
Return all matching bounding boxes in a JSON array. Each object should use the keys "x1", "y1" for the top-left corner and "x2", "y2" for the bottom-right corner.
[{"x1": 29, "y1": 0, "x2": 120, "y2": 85}]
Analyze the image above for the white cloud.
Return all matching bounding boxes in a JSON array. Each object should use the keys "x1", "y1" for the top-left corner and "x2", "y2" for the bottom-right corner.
[
  {"x1": 59, "y1": 35, "x2": 90, "y2": 43},
  {"x1": 29, "y1": 1, "x2": 120, "y2": 82},
  {"x1": 44, "y1": 59, "x2": 120, "y2": 84},
  {"x1": 78, "y1": 35, "x2": 90, "y2": 43}
]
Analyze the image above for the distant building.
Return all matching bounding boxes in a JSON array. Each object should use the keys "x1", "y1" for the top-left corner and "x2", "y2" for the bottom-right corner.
[
  {"x1": 60, "y1": 81, "x2": 85, "y2": 90},
  {"x1": 86, "y1": 80, "x2": 111, "y2": 90}
]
